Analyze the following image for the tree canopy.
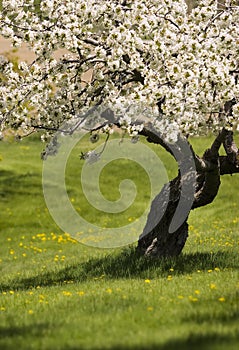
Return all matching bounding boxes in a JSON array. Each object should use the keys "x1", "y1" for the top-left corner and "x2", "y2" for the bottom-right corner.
[{"x1": 1, "y1": 0, "x2": 239, "y2": 143}]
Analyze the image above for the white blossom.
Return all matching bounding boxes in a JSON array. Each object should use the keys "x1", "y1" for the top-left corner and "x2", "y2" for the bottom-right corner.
[
  {"x1": 119, "y1": 115, "x2": 132, "y2": 128},
  {"x1": 102, "y1": 124, "x2": 114, "y2": 135},
  {"x1": 0, "y1": 0, "x2": 239, "y2": 141}
]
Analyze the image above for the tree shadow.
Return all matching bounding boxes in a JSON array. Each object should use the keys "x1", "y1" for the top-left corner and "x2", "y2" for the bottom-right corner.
[
  {"x1": 0, "y1": 323, "x2": 50, "y2": 350},
  {"x1": 0, "y1": 327, "x2": 238, "y2": 350},
  {"x1": 0, "y1": 323, "x2": 48, "y2": 338},
  {"x1": 182, "y1": 306, "x2": 239, "y2": 325},
  {"x1": 0, "y1": 248, "x2": 238, "y2": 292},
  {"x1": 66, "y1": 332, "x2": 239, "y2": 350},
  {"x1": 0, "y1": 169, "x2": 41, "y2": 198}
]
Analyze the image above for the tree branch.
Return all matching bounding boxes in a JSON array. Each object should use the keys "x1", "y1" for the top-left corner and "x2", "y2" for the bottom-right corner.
[{"x1": 223, "y1": 130, "x2": 239, "y2": 166}]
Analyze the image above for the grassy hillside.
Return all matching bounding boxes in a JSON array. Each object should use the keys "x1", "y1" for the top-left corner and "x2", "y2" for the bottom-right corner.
[{"x1": 0, "y1": 134, "x2": 238, "y2": 350}]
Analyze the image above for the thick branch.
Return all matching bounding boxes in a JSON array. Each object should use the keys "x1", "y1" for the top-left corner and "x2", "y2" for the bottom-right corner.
[
  {"x1": 192, "y1": 152, "x2": 220, "y2": 209},
  {"x1": 139, "y1": 126, "x2": 176, "y2": 158},
  {"x1": 223, "y1": 130, "x2": 239, "y2": 167},
  {"x1": 220, "y1": 156, "x2": 239, "y2": 175},
  {"x1": 192, "y1": 130, "x2": 226, "y2": 209},
  {"x1": 211, "y1": 127, "x2": 228, "y2": 155},
  {"x1": 192, "y1": 128, "x2": 239, "y2": 208}
]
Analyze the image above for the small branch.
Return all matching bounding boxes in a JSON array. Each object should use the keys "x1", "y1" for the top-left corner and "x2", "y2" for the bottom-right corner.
[
  {"x1": 31, "y1": 125, "x2": 71, "y2": 134},
  {"x1": 82, "y1": 38, "x2": 100, "y2": 46},
  {"x1": 99, "y1": 132, "x2": 110, "y2": 155},
  {"x1": 204, "y1": 10, "x2": 224, "y2": 33},
  {"x1": 61, "y1": 57, "x2": 105, "y2": 66},
  {"x1": 162, "y1": 15, "x2": 181, "y2": 31},
  {"x1": 0, "y1": 19, "x2": 57, "y2": 33}
]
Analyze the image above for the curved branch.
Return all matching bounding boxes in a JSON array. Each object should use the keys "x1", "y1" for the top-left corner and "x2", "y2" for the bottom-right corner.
[
  {"x1": 223, "y1": 130, "x2": 239, "y2": 167},
  {"x1": 220, "y1": 156, "x2": 239, "y2": 175},
  {"x1": 192, "y1": 149, "x2": 220, "y2": 209}
]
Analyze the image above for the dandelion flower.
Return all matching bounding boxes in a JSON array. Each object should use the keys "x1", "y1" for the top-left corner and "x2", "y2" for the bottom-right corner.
[
  {"x1": 62, "y1": 291, "x2": 72, "y2": 296},
  {"x1": 177, "y1": 295, "x2": 184, "y2": 299},
  {"x1": 189, "y1": 296, "x2": 198, "y2": 302},
  {"x1": 218, "y1": 297, "x2": 225, "y2": 302},
  {"x1": 210, "y1": 283, "x2": 217, "y2": 290},
  {"x1": 77, "y1": 291, "x2": 85, "y2": 296}
]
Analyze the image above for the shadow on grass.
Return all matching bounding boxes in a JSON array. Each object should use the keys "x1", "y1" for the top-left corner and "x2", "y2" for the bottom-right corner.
[
  {"x1": 65, "y1": 332, "x2": 239, "y2": 350},
  {"x1": 0, "y1": 248, "x2": 238, "y2": 292},
  {"x1": 0, "y1": 328, "x2": 238, "y2": 350},
  {"x1": 0, "y1": 323, "x2": 48, "y2": 338},
  {"x1": 183, "y1": 306, "x2": 239, "y2": 325},
  {"x1": 0, "y1": 323, "x2": 51, "y2": 350},
  {"x1": 0, "y1": 169, "x2": 41, "y2": 198}
]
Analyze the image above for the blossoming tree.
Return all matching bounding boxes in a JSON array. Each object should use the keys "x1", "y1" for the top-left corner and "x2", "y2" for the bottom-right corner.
[{"x1": 1, "y1": 0, "x2": 239, "y2": 256}]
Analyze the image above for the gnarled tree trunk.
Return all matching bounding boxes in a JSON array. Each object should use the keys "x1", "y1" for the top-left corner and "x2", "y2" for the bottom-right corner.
[{"x1": 137, "y1": 128, "x2": 239, "y2": 257}]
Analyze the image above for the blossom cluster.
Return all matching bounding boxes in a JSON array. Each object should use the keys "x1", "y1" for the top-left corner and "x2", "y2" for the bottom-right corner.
[{"x1": 1, "y1": 0, "x2": 239, "y2": 141}]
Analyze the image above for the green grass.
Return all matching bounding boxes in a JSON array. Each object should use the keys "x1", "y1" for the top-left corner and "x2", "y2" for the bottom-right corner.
[{"x1": 0, "y1": 133, "x2": 238, "y2": 350}]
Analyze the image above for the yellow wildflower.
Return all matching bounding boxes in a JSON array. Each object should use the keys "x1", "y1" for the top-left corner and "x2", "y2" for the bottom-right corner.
[
  {"x1": 77, "y1": 291, "x2": 85, "y2": 296},
  {"x1": 210, "y1": 283, "x2": 217, "y2": 290},
  {"x1": 218, "y1": 297, "x2": 225, "y2": 302},
  {"x1": 189, "y1": 296, "x2": 198, "y2": 302},
  {"x1": 62, "y1": 291, "x2": 72, "y2": 296}
]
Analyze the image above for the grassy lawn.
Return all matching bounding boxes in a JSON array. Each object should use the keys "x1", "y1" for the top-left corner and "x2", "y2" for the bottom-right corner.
[{"x1": 0, "y1": 133, "x2": 238, "y2": 350}]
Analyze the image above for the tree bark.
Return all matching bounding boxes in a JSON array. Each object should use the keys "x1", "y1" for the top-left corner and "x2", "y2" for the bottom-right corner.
[
  {"x1": 137, "y1": 128, "x2": 239, "y2": 257},
  {"x1": 137, "y1": 174, "x2": 189, "y2": 257}
]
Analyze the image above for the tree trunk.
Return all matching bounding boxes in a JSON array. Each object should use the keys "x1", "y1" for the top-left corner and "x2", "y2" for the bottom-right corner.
[
  {"x1": 137, "y1": 128, "x2": 239, "y2": 258},
  {"x1": 137, "y1": 175, "x2": 189, "y2": 257}
]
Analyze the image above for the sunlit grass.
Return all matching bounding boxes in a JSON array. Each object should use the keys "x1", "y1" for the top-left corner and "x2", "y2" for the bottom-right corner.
[{"x1": 0, "y1": 133, "x2": 238, "y2": 350}]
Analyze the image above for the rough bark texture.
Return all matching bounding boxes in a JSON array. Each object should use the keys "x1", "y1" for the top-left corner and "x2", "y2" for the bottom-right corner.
[
  {"x1": 137, "y1": 175, "x2": 189, "y2": 257},
  {"x1": 137, "y1": 128, "x2": 239, "y2": 258}
]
